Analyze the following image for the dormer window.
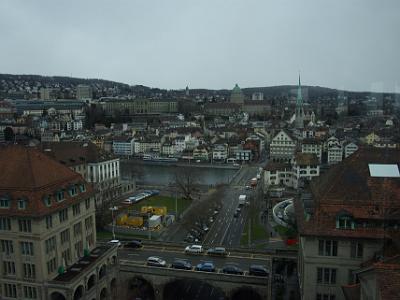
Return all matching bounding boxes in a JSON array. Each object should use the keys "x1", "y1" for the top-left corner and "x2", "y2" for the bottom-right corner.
[
  {"x1": 68, "y1": 185, "x2": 77, "y2": 197},
  {"x1": 18, "y1": 198, "x2": 27, "y2": 210},
  {"x1": 56, "y1": 190, "x2": 65, "y2": 202},
  {"x1": 42, "y1": 195, "x2": 51, "y2": 207},
  {"x1": 79, "y1": 184, "x2": 86, "y2": 193},
  {"x1": 336, "y1": 210, "x2": 354, "y2": 229},
  {"x1": 0, "y1": 196, "x2": 10, "y2": 208}
]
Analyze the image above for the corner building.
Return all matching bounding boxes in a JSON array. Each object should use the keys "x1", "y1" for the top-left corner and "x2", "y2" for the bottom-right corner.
[{"x1": 0, "y1": 146, "x2": 118, "y2": 300}]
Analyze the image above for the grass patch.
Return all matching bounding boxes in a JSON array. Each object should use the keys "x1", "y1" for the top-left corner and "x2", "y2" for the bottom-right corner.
[
  {"x1": 240, "y1": 209, "x2": 268, "y2": 246},
  {"x1": 127, "y1": 195, "x2": 191, "y2": 215},
  {"x1": 274, "y1": 225, "x2": 297, "y2": 239}
]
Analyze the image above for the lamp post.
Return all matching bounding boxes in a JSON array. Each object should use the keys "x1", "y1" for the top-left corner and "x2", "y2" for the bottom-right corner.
[{"x1": 109, "y1": 206, "x2": 118, "y2": 240}]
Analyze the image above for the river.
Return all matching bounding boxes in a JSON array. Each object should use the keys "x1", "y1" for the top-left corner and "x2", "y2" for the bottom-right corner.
[{"x1": 120, "y1": 161, "x2": 238, "y2": 186}]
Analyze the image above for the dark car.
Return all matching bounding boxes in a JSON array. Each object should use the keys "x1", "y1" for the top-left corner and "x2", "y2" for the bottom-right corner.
[
  {"x1": 206, "y1": 247, "x2": 228, "y2": 257},
  {"x1": 171, "y1": 259, "x2": 192, "y2": 270},
  {"x1": 249, "y1": 265, "x2": 269, "y2": 277},
  {"x1": 222, "y1": 264, "x2": 243, "y2": 275},
  {"x1": 125, "y1": 240, "x2": 142, "y2": 248},
  {"x1": 195, "y1": 261, "x2": 215, "y2": 272}
]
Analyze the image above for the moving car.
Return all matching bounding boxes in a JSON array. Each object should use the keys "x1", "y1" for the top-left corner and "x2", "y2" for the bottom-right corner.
[
  {"x1": 147, "y1": 256, "x2": 167, "y2": 267},
  {"x1": 125, "y1": 240, "x2": 142, "y2": 248},
  {"x1": 195, "y1": 261, "x2": 215, "y2": 272},
  {"x1": 171, "y1": 259, "x2": 192, "y2": 270},
  {"x1": 185, "y1": 245, "x2": 203, "y2": 254},
  {"x1": 249, "y1": 265, "x2": 269, "y2": 277},
  {"x1": 222, "y1": 264, "x2": 243, "y2": 275},
  {"x1": 206, "y1": 247, "x2": 228, "y2": 257}
]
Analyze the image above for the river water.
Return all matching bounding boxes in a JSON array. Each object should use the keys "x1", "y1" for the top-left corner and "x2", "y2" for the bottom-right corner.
[{"x1": 120, "y1": 162, "x2": 238, "y2": 186}]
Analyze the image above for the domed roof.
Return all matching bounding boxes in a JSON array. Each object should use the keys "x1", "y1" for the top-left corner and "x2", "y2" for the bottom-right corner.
[{"x1": 232, "y1": 84, "x2": 242, "y2": 93}]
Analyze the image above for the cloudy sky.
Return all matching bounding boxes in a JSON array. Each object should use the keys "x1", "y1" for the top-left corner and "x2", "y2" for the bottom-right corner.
[{"x1": 0, "y1": 0, "x2": 399, "y2": 92}]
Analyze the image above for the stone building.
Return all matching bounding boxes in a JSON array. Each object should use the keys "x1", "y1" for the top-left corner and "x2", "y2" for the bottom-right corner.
[{"x1": 0, "y1": 145, "x2": 118, "y2": 300}]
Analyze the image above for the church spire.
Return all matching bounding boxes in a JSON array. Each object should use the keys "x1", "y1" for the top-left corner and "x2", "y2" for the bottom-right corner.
[{"x1": 297, "y1": 73, "x2": 303, "y2": 106}]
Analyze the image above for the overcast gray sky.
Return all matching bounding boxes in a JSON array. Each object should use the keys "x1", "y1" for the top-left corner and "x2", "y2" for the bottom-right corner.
[{"x1": 0, "y1": 0, "x2": 399, "y2": 92}]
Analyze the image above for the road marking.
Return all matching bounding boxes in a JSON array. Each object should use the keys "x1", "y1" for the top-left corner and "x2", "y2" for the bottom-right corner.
[{"x1": 127, "y1": 253, "x2": 140, "y2": 256}]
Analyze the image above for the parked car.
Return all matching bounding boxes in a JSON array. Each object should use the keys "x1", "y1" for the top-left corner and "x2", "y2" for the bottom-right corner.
[
  {"x1": 222, "y1": 264, "x2": 243, "y2": 275},
  {"x1": 249, "y1": 265, "x2": 269, "y2": 277},
  {"x1": 171, "y1": 259, "x2": 192, "y2": 270},
  {"x1": 125, "y1": 240, "x2": 142, "y2": 248},
  {"x1": 147, "y1": 256, "x2": 167, "y2": 267},
  {"x1": 195, "y1": 261, "x2": 215, "y2": 272},
  {"x1": 206, "y1": 247, "x2": 228, "y2": 257},
  {"x1": 185, "y1": 245, "x2": 203, "y2": 254}
]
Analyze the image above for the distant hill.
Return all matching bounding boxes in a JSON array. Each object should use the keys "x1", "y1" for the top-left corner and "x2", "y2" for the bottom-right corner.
[{"x1": 0, "y1": 73, "x2": 398, "y2": 100}]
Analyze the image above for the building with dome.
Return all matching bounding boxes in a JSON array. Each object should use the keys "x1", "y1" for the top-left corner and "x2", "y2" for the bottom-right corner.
[{"x1": 230, "y1": 84, "x2": 245, "y2": 104}]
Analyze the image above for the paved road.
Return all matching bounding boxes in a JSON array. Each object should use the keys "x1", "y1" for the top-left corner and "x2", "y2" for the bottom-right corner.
[
  {"x1": 118, "y1": 244, "x2": 271, "y2": 274},
  {"x1": 204, "y1": 165, "x2": 260, "y2": 247}
]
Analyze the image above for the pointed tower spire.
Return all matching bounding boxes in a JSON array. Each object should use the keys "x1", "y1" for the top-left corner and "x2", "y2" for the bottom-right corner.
[{"x1": 297, "y1": 73, "x2": 303, "y2": 106}]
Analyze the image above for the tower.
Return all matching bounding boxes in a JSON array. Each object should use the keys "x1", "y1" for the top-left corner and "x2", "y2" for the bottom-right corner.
[
  {"x1": 230, "y1": 84, "x2": 245, "y2": 104},
  {"x1": 295, "y1": 75, "x2": 305, "y2": 128}
]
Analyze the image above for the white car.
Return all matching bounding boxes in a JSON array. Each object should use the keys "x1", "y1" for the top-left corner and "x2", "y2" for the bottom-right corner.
[
  {"x1": 108, "y1": 239, "x2": 121, "y2": 247},
  {"x1": 147, "y1": 256, "x2": 167, "y2": 267},
  {"x1": 185, "y1": 245, "x2": 203, "y2": 254}
]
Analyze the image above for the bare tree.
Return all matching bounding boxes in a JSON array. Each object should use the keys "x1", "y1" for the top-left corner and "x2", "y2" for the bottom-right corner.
[{"x1": 174, "y1": 168, "x2": 200, "y2": 200}]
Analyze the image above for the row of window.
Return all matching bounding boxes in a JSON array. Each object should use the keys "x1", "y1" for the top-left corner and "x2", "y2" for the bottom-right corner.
[
  {"x1": 3, "y1": 284, "x2": 37, "y2": 299},
  {"x1": 3, "y1": 261, "x2": 36, "y2": 278},
  {"x1": 318, "y1": 240, "x2": 363, "y2": 258}
]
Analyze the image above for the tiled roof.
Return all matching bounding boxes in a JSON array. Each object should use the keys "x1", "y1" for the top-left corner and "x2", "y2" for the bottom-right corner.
[
  {"x1": 0, "y1": 145, "x2": 93, "y2": 217},
  {"x1": 294, "y1": 152, "x2": 319, "y2": 166},
  {"x1": 296, "y1": 147, "x2": 400, "y2": 239},
  {"x1": 40, "y1": 141, "x2": 116, "y2": 167}
]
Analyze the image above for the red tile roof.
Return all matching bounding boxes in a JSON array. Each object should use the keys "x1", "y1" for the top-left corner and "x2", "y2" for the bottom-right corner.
[
  {"x1": 296, "y1": 147, "x2": 400, "y2": 239},
  {"x1": 0, "y1": 145, "x2": 93, "y2": 217}
]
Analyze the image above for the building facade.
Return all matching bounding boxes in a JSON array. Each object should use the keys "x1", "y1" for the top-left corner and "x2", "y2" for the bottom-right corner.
[
  {"x1": 269, "y1": 130, "x2": 297, "y2": 162},
  {"x1": 295, "y1": 148, "x2": 400, "y2": 300},
  {"x1": 0, "y1": 146, "x2": 118, "y2": 300}
]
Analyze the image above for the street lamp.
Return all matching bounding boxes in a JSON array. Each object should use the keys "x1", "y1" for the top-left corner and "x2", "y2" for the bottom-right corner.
[{"x1": 109, "y1": 206, "x2": 118, "y2": 240}]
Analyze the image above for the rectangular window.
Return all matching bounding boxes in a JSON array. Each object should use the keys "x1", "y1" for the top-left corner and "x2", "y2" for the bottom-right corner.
[
  {"x1": 351, "y1": 242, "x2": 363, "y2": 259},
  {"x1": 73, "y1": 222, "x2": 82, "y2": 237},
  {"x1": 3, "y1": 261, "x2": 16, "y2": 276},
  {"x1": 19, "y1": 219, "x2": 32, "y2": 232},
  {"x1": 318, "y1": 240, "x2": 338, "y2": 256},
  {"x1": 23, "y1": 286, "x2": 37, "y2": 299},
  {"x1": 85, "y1": 216, "x2": 93, "y2": 231},
  {"x1": 62, "y1": 249, "x2": 71, "y2": 265},
  {"x1": 317, "y1": 267, "x2": 337, "y2": 284},
  {"x1": 60, "y1": 229, "x2": 70, "y2": 244},
  {"x1": 316, "y1": 294, "x2": 335, "y2": 300},
  {"x1": 18, "y1": 199, "x2": 27, "y2": 210},
  {"x1": 46, "y1": 257, "x2": 57, "y2": 274},
  {"x1": 1, "y1": 240, "x2": 14, "y2": 255},
  {"x1": 79, "y1": 184, "x2": 86, "y2": 193},
  {"x1": 69, "y1": 186, "x2": 77, "y2": 197},
  {"x1": 72, "y1": 203, "x2": 81, "y2": 216},
  {"x1": 23, "y1": 263, "x2": 36, "y2": 279},
  {"x1": 46, "y1": 215, "x2": 53, "y2": 229},
  {"x1": 74, "y1": 240, "x2": 83, "y2": 258},
  {"x1": 45, "y1": 236, "x2": 56, "y2": 254},
  {"x1": 85, "y1": 198, "x2": 91, "y2": 209},
  {"x1": 4, "y1": 283, "x2": 17, "y2": 298},
  {"x1": 56, "y1": 191, "x2": 65, "y2": 202},
  {"x1": 59, "y1": 208, "x2": 68, "y2": 222},
  {"x1": 0, "y1": 217, "x2": 11, "y2": 230},
  {"x1": 0, "y1": 198, "x2": 10, "y2": 208},
  {"x1": 21, "y1": 241, "x2": 34, "y2": 256}
]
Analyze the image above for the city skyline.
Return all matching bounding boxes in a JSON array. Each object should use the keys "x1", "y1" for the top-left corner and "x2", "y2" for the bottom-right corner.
[{"x1": 0, "y1": 0, "x2": 399, "y2": 93}]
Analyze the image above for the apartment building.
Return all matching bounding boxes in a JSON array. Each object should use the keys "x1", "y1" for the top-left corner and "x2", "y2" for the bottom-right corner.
[
  {"x1": 301, "y1": 138, "x2": 322, "y2": 163},
  {"x1": 295, "y1": 148, "x2": 400, "y2": 300},
  {"x1": 40, "y1": 142, "x2": 131, "y2": 208},
  {"x1": 269, "y1": 129, "x2": 297, "y2": 162},
  {"x1": 0, "y1": 145, "x2": 118, "y2": 300},
  {"x1": 112, "y1": 137, "x2": 134, "y2": 156},
  {"x1": 343, "y1": 142, "x2": 358, "y2": 158}
]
